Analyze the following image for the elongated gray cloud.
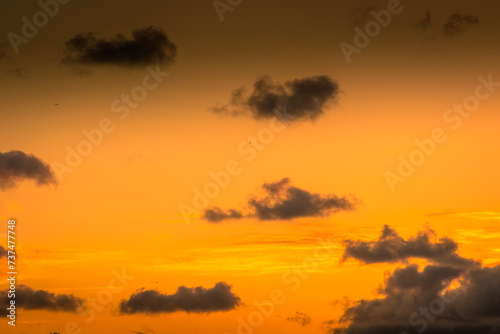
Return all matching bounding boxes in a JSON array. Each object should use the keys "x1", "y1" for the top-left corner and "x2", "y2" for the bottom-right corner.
[
  {"x1": 0, "y1": 150, "x2": 56, "y2": 190},
  {"x1": 211, "y1": 75, "x2": 339, "y2": 123},
  {"x1": 61, "y1": 26, "x2": 177, "y2": 67},
  {"x1": 119, "y1": 282, "x2": 240, "y2": 314},
  {"x1": 203, "y1": 178, "x2": 356, "y2": 222},
  {"x1": 0, "y1": 285, "x2": 84, "y2": 315},
  {"x1": 342, "y1": 225, "x2": 479, "y2": 268}
]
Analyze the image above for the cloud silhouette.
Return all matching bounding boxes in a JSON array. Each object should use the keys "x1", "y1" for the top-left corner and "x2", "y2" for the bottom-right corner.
[
  {"x1": 0, "y1": 285, "x2": 84, "y2": 315},
  {"x1": 443, "y1": 13, "x2": 479, "y2": 36},
  {"x1": 211, "y1": 75, "x2": 339, "y2": 123},
  {"x1": 329, "y1": 264, "x2": 500, "y2": 334},
  {"x1": 203, "y1": 178, "x2": 356, "y2": 222},
  {"x1": 0, "y1": 150, "x2": 57, "y2": 190},
  {"x1": 286, "y1": 311, "x2": 312, "y2": 326},
  {"x1": 329, "y1": 227, "x2": 500, "y2": 334},
  {"x1": 342, "y1": 225, "x2": 479, "y2": 268},
  {"x1": 119, "y1": 282, "x2": 240, "y2": 314},
  {"x1": 61, "y1": 26, "x2": 177, "y2": 67}
]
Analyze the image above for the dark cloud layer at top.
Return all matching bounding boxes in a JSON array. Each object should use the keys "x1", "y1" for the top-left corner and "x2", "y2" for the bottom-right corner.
[
  {"x1": 330, "y1": 226, "x2": 500, "y2": 334},
  {"x1": 119, "y1": 282, "x2": 240, "y2": 314},
  {"x1": 0, "y1": 150, "x2": 57, "y2": 190},
  {"x1": 203, "y1": 178, "x2": 356, "y2": 222},
  {"x1": 0, "y1": 285, "x2": 84, "y2": 316},
  {"x1": 342, "y1": 225, "x2": 479, "y2": 268},
  {"x1": 443, "y1": 13, "x2": 479, "y2": 36},
  {"x1": 211, "y1": 75, "x2": 339, "y2": 123},
  {"x1": 61, "y1": 27, "x2": 177, "y2": 67}
]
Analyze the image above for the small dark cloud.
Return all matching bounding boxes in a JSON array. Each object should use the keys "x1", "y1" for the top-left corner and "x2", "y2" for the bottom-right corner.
[
  {"x1": 203, "y1": 178, "x2": 356, "y2": 223},
  {"x1": 211, "y1": 75, "x2": 339, "y2": 123},
  {"x1": 119, "y1": 282, "x2": 240, "y2": 314},
  {"x1": 342, "y1": 225, "x2": 479, "y2": 268},
  {"x1": 203, "y1": 208, "x2": 243, "y2": 223},
  {"x1": 0, "y1": 246, "x2": 7, "y2": 258},
  {"x1": 416, "y1": 11, "x2": 432, "y2": 30},
  {"x1": 0, "y1": 285, "x2": 84, "y2": 315},
  {"x1": 0, "y1": 150, "x2": 57, "y2": 191},
  {"x1": 443, "y1": 13, "x2": 479, "y2": 36},
  {"x1": 286, "y1": 311, "x2": 312, "y2": 326},
  {"x1": 61, "y1": 26, "x2": 177, "y2": 67}
]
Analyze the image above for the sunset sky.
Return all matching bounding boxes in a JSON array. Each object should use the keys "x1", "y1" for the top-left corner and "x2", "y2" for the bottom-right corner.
[{"x1": 1, "y1": 1, "x2": 500, "y2": 334}]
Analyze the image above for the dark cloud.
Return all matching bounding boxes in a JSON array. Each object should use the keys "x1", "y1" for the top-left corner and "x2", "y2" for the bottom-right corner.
[
  {"x1": 211, "y1": 75, "x2": 339, "y2": 123},
  {"x1": 0, "y1": 150, "x2": 57, "y2": 191},
  {"x1": 416, "y1": 11, "x2": 432, "y2": 30},
  {"x1": 342, "y1": 225, "x2": 479, "y2": 268},
  {"x1": 330, "y1": 264, "x2": 500, "y2": 334},
  {"x1": 202, "y1": 208, "x2": 243, "y2": 223},
  {"x1": 61, "y1": 26, "x2": 177, "y2": 67},
  {"x1": 119, "y1": 282, "x2": 240, "y2": 314},
  {"x1": 203, "y1": 178, "x2": 356, "y2": 223},
  {"x1": 0, "y1": 245, "x2": 7, "y2": 258},
  {"x1": 443, "y1": 13, "x2": 479, "y2": 36},
  {"x1": 0, "y1": 285, "x2": 84, "y2": 315},
  {"x1": 330, "y1": 227, "x2": 500, "y2": 334},
  {"x1": 286, "y1": 311, "x2": 312, "y2": 326}
]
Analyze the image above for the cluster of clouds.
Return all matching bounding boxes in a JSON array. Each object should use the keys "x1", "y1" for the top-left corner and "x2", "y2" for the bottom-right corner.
[
  {"x1": 329, "y1": 225, "x2": 500, "y2": 334},
  {"x1": 203, "y1": 178, "x2": 356, "y2": 223},
  {"x1": 416, "y1": 12, "x2": 479, "y2": 36},
  {"x1": 0, "y1": 150, "x2": 57, "y2": 191},
  {"x1": 0, "y1": 282, "x2": 240, "y2": 316}
]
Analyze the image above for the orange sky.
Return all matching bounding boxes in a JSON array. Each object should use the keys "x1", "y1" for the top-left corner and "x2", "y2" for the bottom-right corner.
[{"x1": 1, "y1": 1, "x2": 500, "y2": 334}]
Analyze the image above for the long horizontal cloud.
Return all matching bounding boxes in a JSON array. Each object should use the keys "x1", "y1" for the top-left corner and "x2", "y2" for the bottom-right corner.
[
  {"x1": 0, "y1": 150, "x2": 56, "y2": 190},
  {"x1": 203, "y1": 178, "x2": 356, "y2": 222},
  {"x1": 211, "y1": 75, "x2": 339, "y2": 123},
  {"x1": 61, "y1": 26, "x2": 177, "y2": 67},
  {"x1": 0, "y1": 285, "x2": 84, "y2": 315},
  {"x1": 329, "y1": 226, "x2": 500, "y2": 334},
  {"x1": 342, "y1": 225, "x2": 479, "y2": 268},
  {"x1": 119, "y1": 282, "x2": 240, "y2": 314}
]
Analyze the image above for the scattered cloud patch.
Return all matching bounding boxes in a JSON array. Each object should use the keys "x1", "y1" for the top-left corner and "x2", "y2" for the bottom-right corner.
[
  {"x1": 203, "y1": 178, "x2": 357, "y2": 222},
  {"x1": 211, "y1": 75, "x2": 339, "y2": 123}
]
